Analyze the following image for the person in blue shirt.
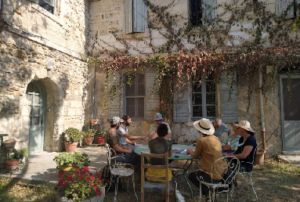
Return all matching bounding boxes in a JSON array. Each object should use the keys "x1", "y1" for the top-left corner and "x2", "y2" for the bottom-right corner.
[
  {"x1": 222, "y1": 122, "x2": 241, "y2": 154},
  {"x1": 212, "y1": 118, "x2": 231, "y2": 141}
]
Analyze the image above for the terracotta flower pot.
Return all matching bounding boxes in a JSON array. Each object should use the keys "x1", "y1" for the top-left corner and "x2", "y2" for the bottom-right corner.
[
  {"x1": 85, "y1": 137, "x2": 94, "y2": 146},
  {"x1": 97, "y1": 137, "x2": 105, "y2": 144},
  {"x1": 5, "y1": 159, "x2": 20, "y2": 170},
  {"x1": 64, "y1": 142, "x2": 78, "y2": 153},
  {"x1": 255, "y1": 149, "x2": 266, "y2": 166}
]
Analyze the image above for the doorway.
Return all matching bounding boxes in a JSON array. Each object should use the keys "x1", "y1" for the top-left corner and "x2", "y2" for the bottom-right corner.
[{"x1": 26, "y1": 80, "x2": 47, "y2": 154}]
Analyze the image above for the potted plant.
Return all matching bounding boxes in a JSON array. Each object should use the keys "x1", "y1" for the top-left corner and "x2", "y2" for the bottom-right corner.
[
  {"x1": 96, "y1": 131, "x2": 107, "y2": 144},
  {"x1": 82, "y1": 129, "x2": 96, "y2": 146},
  {"x1": 64, "y1": 127, "x2": 82, "y2": 152},
  {"x1": 5, "y1": 149, "x2": 28, "y2": 169},
  {"x1": 56, "y1": 166, "x2": 105, "y2": 202},
  {"x1": 53, "y1": 152, "x2": 90, "y2": 172}
]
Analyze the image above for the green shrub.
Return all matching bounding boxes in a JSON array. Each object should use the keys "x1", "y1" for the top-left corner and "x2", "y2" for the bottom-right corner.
[
  {"x1": 8, "y1": 148, "x2": 29, "y2": 160},
  {"x1": 53, "y1": 152, "x2": 90, "y2": 169},
  {"x1": 64, "y1": 127, "x2": 82, "y2": 143},
  {"x1": 81, "y1": 129, "x2": 96, "y2": 138}
]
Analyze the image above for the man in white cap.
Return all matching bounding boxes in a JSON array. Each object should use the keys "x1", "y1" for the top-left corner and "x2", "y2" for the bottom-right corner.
[
  {"x1": 150, "y1": 113, "x2": 172, "y2": 140},
  {"x1": 212, "y1": 118, "x2": 231, "y2": 141},
  {"x1": 187, "y1": 118, "x2": 228, "y2": 200},
  {"x1": 106, "y1": 117, "x2": 140, "y2": 167}
]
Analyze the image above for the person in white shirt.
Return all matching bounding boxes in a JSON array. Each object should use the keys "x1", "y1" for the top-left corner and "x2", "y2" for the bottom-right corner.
[
  {"x1": 117, "y1": 115, "x2": 148, "y2": 150},
  {"x1": 150, "y1": 113, "x2": 172, "y2": 140}
]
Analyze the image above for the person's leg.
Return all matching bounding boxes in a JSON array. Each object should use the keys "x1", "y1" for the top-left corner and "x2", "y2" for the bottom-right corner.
[{"x1": 189, "y1": 171, "x2": 212, "y2": 196}]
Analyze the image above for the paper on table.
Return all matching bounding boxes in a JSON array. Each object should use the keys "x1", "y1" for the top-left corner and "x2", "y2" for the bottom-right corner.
[{"x1": 173, "y1": 149, "x2": 187, "y2": 154}]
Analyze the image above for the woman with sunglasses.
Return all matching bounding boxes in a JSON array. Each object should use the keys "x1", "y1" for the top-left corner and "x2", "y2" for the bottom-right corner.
[{"x1": 222, "y1": 122, "x2": 241, "y2": 154}]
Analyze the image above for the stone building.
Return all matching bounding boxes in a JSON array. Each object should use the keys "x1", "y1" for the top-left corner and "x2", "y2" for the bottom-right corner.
[
  {"x1": 1, "y1": 0, "x2": 299, "y2": 156},
  {"x1": 0, "y1": 0, "x2": 91, "y2": 153}
]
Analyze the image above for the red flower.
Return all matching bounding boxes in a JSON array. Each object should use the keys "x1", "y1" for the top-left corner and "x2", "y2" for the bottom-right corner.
[
  {"x1": 94, "y1": 185, "x2": 98, "y2": 190},
  {"x1": 75, "y1": 170, "x2": 80, "y2": 174},
  {"x1": 96, "y1": 190, "x2": 102, "y2": 196},
  {"x1": 58, "y1": 180, "x2": 63, "y2": 186},
  {"x1": 97, "y1": 180, "x2": 102, "y2": 184},
  {"x1": 83, "y1": 166, "x2": 89, "y2": 172},
  {"x1": 62, "y1": 182, "x2": 68, "y2": 187},
  {"x1": 89, "y1": 173, "x2": 94, "y2": 177},
  {"x1": 72, "y1": 164, "x2": 78, "y2": 168},
  {"x1": 86, "y1": 177, "x2": 91, "y2": 182},
  {"x1": 91, "y1": 176, "x2": 95, "y2": 181},
  {"x1": 78, "y1": 176, "x2": 83, "y2": 180},
  {"x1": 58, "y1": 173, "x2": 65, "y2": 179},
  {"x1": 97, "y1": 174, "x2": 102, "y2": 178},
  {"x1": 67, "y1": 177, "x2": 73, "y2": 181}
]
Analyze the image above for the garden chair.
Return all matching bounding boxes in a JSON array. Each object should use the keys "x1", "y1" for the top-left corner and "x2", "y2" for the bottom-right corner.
[
  {"x1": 105, "y1": 143, "x2": 138, "y2": 202},
  {"x1": 236, "y1": 146, "x2": 258, "y2": 199},
  {"x1": 197, "y1": 156, "x2": 240, "y2": 202},
  {"x1": 141, "y1": 152, "x2": 176, "y2": 202}
]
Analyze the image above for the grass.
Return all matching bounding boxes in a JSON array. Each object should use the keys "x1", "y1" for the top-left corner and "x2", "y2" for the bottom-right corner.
[
  {"x1": 0, "y1": 178, "x2": 56, "y2": 202},
  {"x1": 0, "y1": 159, "x2": 299, "y2": 202}
]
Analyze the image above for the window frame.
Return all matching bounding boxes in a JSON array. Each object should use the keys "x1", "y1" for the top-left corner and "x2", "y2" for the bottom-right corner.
[
  {"x1": 191, "y1": 75, "x2": 217, "y2": 120},
  {"x1": 189, "y1": 0, "x2": 203, "y2": 27},
  {"x1": 123, "y1": 73, "x2": 146, "y2": 120},
  {"x1": 32, "y1": 0, "x2": 56, "y2": 15}
]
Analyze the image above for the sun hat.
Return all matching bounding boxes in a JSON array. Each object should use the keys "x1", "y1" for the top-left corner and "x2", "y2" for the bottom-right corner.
[
  {"x1": 236, "y1": 120, "x2": 255, "y2": 133},
  {"x1": 110, "y1": 117, "x2": 124, "y2": 125},
  {"x1": 193, "y1": 118, "x2": 215, "y2": 135},
  {"x1": 154, "y1": 113, "x2": 163, "y2": 121}
]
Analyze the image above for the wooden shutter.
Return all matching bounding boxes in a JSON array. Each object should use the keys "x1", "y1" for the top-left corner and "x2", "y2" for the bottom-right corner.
[
  {"x1": 219, "y1": 70, "x2": 238, "y2": 123},
  {"x1": 202, "y1": 0, "x2": 217, "y2": 23},
  {"x1": 133, "y1": 0, "x2": 147, "y2": 32},
  {"x1": 108, "y1": 72, "x2": 122, "y2": 119},
  {"x1": 145, "y1": 69, "x2": 160, "y2": 122},
  {"x1": 173, "y1": 78, "x2": 189, "y2": 123},
  {"x1": 124, "y1": 0, "x2": 133, "y2": 34},
  {"x1": 276, "y1": 0, "x2": 294, "y2": 19}
]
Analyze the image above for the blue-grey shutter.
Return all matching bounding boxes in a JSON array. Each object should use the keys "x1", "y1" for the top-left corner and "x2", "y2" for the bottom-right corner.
[
  {"x1": 133, "y1": 0, "x2": 147, "y2": 32},
  {"x1": 276, "y1": 0, "x2": 294, "y2": 19},
  {"x1": 297, "y1": 0, "x2": 300, "y2": 17},
  {"x1": 202, "y1": 0, "x2": 217, "y2": 23},
  {"x1": 145, "y1": 69, "x2": 160, "y2": 122},
  {"x1": 108, "y1": 72, "x2": 122, "y2": 119},
  {"x1": 124, "y1": 0, "x2": 133, "y2": 34},
  {"x1": 219, "y1": 70, "x2": 238, "y2": 123},
  {"x1": 173, "y1": 79, "x2": 189, "y2": 123}
]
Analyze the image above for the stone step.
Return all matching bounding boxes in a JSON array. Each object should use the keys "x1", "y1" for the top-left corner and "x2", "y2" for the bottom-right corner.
[{"x1": 278, "y1": 155, "x2": 300, "y2": 167}]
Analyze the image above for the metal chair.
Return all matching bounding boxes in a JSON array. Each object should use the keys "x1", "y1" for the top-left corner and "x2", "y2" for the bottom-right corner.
[
  {"x1": 105, "y1": 143, "x2": 138, "y2": 202},
  {"x1": 237, "y1": 146, "x2": 258, "y2": 199},
  {"x1": 141, "y1": 152, "x2": 176, "y2": 202},
  {"x1": 197, "y1": 156, "x2": 240, "y2": 202}
]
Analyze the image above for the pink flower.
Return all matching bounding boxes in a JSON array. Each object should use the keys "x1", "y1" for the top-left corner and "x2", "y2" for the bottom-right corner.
[
  {"x1": 67, "y1": 177, "x2": 73, "y2": 181},
  {"x1": 96, "y1": 190, "x2": 102, "y2": 196},
  {"x1": 91, "y1": 176, "x2": 95, "y2": 181},
  {"x1": 86, "y1": 177, "x2": 91, "y2": 182},
  {"x1": 83, "y1": 166, "x2": 89, "y2": 172},
  {"x1": 57, "y1": 180, "x2": 63, "y2": 186},
  {"x1": 58, "y1": 173, "x2": 65, "y2": 179},
  {"x1": 94, "y1": 185, "x2": 98, "y2": 190}
]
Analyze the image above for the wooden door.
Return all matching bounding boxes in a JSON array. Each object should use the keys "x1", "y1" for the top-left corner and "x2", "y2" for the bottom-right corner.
[
  {"x1": 280, "y1": 75, "x2": 300, "y2": 151},
  {"x1": 26, "y1": 81, "x2": 46, "y2": 154}
]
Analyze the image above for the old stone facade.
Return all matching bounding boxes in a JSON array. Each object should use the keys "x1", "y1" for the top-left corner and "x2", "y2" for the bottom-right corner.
[{"x1": 0, "y1": 0, "x2": 91, "y2": 153}]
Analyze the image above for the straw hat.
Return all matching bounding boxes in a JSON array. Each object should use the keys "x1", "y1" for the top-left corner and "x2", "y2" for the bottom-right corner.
[
  {"x1": 193, "y1": 118, "x2": 215, "y2": 135},
  {"x1": 236, "y1": 120, "x2": 255, "y2": 133}
]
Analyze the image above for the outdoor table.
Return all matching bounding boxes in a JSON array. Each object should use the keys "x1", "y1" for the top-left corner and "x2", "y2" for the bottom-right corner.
[{"x1": 134, "y1": 144, "x2": 196, "y2": 198}]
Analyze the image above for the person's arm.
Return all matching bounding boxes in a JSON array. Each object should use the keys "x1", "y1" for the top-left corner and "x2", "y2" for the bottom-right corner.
[
  {"x1": 125, "y1": 138, "x2": 136, "y2": 145},
  {"x1": 150, "y1": 132, "x2": 158, "y2": 139},
  {"x1": 168, "y1": 149, "x2": 172, "y2": 157},
  {"x1": 227, "y1": 130, "x2": 231, "y2": 136},
  {"x1": 222, "y1": 144, "x2": 232, "y2": 151},
  {"x1": 164, "y1": 133, "x2": 171, "y2": 139},
  {"x1": 122, "y1": 133, "x2": 147, "y2": 140},
  {"x1": 112, "y1": 144, "x2": 132, "y2": 153},
  {"x1": 232, "y1": 146, "x2": 253, "y2": 159},
  {"x1": 187, "y1": 140, "x2": 202, "y2": 159}
]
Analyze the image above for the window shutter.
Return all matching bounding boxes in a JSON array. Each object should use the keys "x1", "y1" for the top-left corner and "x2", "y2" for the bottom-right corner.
[
  {"x1": 173, "y1": 79, "x2": 189, "y2": 123},
  {"x1": 297, "y1": 0, "x2": 300, "y2": 17},
  {"x1": 219, "y1": 70, "x2": 238, "y2": 123},
  {"x1": 276, "y1": 0, "x2": 294, "y2": 19},
  {"x1": 124, "y1": 0, "x2": 133, "y2": 34},
  {"x1": 202, "y1": 0, "x2": 217, "y2": 23},
  {"x1": 145, "y1": 69, "x2": 159, "y2": 122},
  {"x1": 108, "y1": 72, "x2": 122, "y2": 119},
  {"x1": 133, "y1": 0, "x2": 147, "y2": 32}
]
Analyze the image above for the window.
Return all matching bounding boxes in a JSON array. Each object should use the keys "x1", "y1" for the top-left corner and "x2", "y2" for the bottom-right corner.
[
  {"x1": 189, "y1": 0, "x2": 217, "y2": 26},
  {"x1": 124, "y1": 0, "x2": 147, "y2": 34},
  {"x1": 124, "y1": 73, "x2": 145, "y2": 119},
  {"x1": 33, "y1": 0, "x2": 55, "y2": 14},
  {"x1": 276, "y1": 0, "x2": 299, "y2": 19},
  {"x1": 192, "y1": 74, "x2": 216, "y2": 119},
  {"x1": 190, "y1": 0, "x2": 202, "y2": 26}
]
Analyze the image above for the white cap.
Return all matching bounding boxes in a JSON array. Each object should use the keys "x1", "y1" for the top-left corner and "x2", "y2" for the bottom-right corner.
[{"x1": 154, "y1": 113, "x2": 163, "y2": 121}]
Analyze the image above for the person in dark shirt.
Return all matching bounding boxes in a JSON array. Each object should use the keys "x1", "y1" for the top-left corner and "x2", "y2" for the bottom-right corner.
[
  {"x1": 223, "y1": 120, "x2": 257, "y2": 172},
  {"x1": 147, "y1": 123, "x2": 173, "y2": 182}
]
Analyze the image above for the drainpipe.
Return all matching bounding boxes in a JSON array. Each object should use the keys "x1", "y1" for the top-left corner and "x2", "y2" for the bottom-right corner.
[
  {"x1": 259, "y1": 67, "x2": 266, "y2": 152},
  {"x1": 91, "y1": 64, "x2": 96, "y2": 119}
]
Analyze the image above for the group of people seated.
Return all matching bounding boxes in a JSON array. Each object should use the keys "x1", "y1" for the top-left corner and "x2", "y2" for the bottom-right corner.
[{"x1": 106, "y1": 113, "x2": 257, "y2": 202}]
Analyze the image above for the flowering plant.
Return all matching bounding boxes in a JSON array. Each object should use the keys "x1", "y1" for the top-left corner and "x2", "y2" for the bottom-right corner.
[
  {"x1": 57, "y1": 166, "x2": 105, "y2": 202},
  {"x1": 81, "y1": 129, "x2": 96, "y2": 138}
]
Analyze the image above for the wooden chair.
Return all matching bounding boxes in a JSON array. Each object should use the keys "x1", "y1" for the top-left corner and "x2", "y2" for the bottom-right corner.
[{"x1": 141, "y1": 152, "x2": 176, "y2": 202}]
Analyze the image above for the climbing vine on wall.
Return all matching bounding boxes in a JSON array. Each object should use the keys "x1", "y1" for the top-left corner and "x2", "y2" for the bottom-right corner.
[{"x1": 83, "y1": 0, "x2": 300, "y2": 118}]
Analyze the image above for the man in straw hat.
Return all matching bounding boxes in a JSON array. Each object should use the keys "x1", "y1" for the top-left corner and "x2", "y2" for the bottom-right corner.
[
  {"x1": 150, "y1": 113, "x2": 172, "y2": 140},
  {"x1": 187, "y1": 118, "x2": 228, "y2": 201},
  {"x1": 223, "y1": 120, "x2": 257, "y2": 173}
]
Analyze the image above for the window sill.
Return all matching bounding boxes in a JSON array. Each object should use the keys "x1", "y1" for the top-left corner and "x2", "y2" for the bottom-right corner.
[
  {"x1": 119, "y1": 32, "x2": 151, "y2": 40},
  {"x1": 31, "y1": 2, "x2": 64, "y2": 27}
]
